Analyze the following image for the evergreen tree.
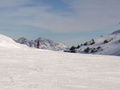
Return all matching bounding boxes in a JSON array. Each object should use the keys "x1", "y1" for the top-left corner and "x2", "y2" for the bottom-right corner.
[
  {"x1": 104, "y1": 40, "x2": 108, "y2": 44},
  {"x1": 84, "y1": 47, "x2": 90, "y2": 53},
  {"x1": 70, "y1": 46, "x2": 76, "y2": 53},
  {"x1": 90, "y1": 39, "x2": 95, "y2": 45},
  {"x1": 84, "y1": 42, "x2": 88, "y2": 46},
  {"x1": 76, "y1": 45, "x2": 80, "y2": 49}
]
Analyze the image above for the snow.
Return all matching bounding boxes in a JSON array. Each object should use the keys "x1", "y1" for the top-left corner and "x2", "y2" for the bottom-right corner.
[
  {"x1": 98, "y1": 35, "x2": 120, "y2": 55},
  {"x1": 76, "y1": 30, "x2": 120, "y2": 56},
  {"x1": 95, "y1": 33, "x2": 120, "y2": 55},
  {"x1": 0, "y1": 34, "x2": 120, "y2": 90},
  {"x1": 0, "y1": 34, "x2": 28, "y2": 48}
]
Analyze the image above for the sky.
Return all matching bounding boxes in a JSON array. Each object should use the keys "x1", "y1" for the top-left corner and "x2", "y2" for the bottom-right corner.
[{"x1": 0, "y1": 0, "x2": 120, "y2": 46}]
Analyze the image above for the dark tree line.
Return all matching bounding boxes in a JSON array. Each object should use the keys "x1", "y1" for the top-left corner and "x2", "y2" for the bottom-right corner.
[
  {"x1": 84, "y1": 46, "x2": 103, "y2": 53},
  {"x1": 64, "y1": 39, "x2": 103, "y2": 54}
]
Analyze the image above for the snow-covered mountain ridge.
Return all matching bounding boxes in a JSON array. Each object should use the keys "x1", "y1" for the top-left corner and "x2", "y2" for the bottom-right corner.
[
  {"x1": 15, "y1": 37, "x2": 67, "y2": 51},
  {"x1": 67, "y1": 30, "x2": 120, "y2": 56},
  {"x1": 111, "y1": 29, "x2": 120, "y2": 34}
]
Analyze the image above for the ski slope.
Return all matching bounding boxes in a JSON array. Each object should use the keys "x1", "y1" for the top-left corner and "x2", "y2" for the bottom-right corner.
[{"x1": 0, "y1": 34, "x2": 120, "y2": 90}]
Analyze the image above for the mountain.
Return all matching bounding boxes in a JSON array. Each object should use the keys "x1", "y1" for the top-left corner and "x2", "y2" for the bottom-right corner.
[
  {"x1": 66, "y1": 30, "x2": 120, "y2": 56},
  {"x1": 15, "y1": 37, "x2": 67, "y2": 51},
  {"x1": 111, "y1": 29, "x2": 120, "y2": 34}
]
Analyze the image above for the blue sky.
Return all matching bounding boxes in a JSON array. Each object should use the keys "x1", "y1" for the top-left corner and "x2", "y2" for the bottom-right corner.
[{"x1": 0, "y1": 0, "x2": 120, "y2": 46}]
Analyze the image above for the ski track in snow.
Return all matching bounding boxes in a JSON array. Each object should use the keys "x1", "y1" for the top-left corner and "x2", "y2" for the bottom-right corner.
[{"x1": 0, "y1": 47, "x2": 120, "y2": 90}]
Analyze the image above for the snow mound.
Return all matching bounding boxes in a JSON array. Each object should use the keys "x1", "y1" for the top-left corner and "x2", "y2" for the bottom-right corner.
[{"x1": 0, "y1": 34, "x2": 26, "y2": 48}]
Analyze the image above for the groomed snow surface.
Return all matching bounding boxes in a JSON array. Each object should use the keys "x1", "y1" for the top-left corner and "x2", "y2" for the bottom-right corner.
[{"x1": 0, "y1": 34, "x2": 120, "y2": 90}]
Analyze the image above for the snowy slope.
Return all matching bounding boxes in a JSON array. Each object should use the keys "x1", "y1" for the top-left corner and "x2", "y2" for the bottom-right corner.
[
  {"x1": 95, "y1": 31, "x2": 120, "y2": 55},
  {"x1": 0, "y1": 34, "x2": 28, "y2": 48},
  {"x1": 75, "y1": 30, "x2": 120, "y2": 56},
  {"x1": 0, "y1": 34, "x2": 120, "y2": 90},
  {"x1": 16, "y1": 37, "x2": 67, "y2": 51}
]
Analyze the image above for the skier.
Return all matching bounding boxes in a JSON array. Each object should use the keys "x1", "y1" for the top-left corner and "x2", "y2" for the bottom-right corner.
[{"x1": 37, "y1": 40, "x2": 40, "y2": 48}]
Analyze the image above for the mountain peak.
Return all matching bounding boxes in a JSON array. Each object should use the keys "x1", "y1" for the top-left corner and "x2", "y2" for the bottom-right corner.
[{"x1": 111, "y1": 29, "x2": 120, "y2": 34}]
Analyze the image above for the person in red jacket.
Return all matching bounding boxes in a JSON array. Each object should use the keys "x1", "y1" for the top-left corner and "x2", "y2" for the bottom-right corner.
[{"x1": 37, "y1": 41, "x2": 40, "y2": 48}]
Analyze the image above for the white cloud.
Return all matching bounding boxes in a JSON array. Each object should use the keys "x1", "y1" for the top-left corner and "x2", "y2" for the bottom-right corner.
[{"x1": 0, "y1": 0, "x2": 120, "y2": 33}]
